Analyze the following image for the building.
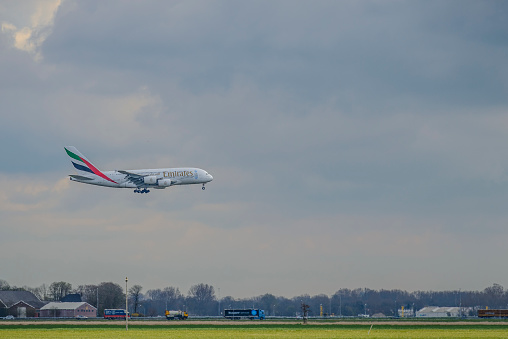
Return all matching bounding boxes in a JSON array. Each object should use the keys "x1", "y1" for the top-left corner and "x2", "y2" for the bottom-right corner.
[
  {"x1": 0, "y1": 291, "x2": 47, "y2": 318},
  {"x1": 397, "y1": 307, "x2": 415, "y2": 317},
  {"x1": 416, "y1": 306, "x2": 460, "y2": 318},
  {"x1": 40, "y1": 302, "x2": 97, "y2": 318}
]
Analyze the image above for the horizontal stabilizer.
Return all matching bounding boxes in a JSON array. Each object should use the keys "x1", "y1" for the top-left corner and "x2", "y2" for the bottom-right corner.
[{"x1": 69, "y1": 174, "x2": 94, "y2": 181}]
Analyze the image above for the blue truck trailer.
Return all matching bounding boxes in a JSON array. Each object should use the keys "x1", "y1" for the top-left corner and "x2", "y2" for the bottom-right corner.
[
  {"x1": 104, "y1": 309, "x2": 130, "y2": 320},
  {"x1": 224, "y1": 309, "x2": 265, "y2": 320}
]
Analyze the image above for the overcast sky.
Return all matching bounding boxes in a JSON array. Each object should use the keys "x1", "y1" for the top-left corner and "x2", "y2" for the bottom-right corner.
[{"x1": 1, "y1": 0, "x2": 508, "y2": 298}]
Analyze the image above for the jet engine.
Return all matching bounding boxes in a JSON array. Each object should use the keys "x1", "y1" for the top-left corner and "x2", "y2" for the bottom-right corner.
[
  {"x1": 143, "y1": 176, "x2": 157, "y2": 184},
  {"x1": 158, "y1": 179, "x2": 173, "y2": 187}
]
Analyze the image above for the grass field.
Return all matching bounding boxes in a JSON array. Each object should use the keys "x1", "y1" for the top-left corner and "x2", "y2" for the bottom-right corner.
[{"x1": 2, "y1": 323, "x2": 508, "y2": 338}]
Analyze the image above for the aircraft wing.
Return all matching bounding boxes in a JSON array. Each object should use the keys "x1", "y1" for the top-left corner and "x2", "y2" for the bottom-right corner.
[{"x1": 118, "y1": 170, "x2": 146, "y2": 187}]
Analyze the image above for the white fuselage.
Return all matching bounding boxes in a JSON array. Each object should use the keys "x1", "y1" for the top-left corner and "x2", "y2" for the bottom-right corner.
[{"x1": 70, "y1": 167, "x2": 213, "y2": 189}]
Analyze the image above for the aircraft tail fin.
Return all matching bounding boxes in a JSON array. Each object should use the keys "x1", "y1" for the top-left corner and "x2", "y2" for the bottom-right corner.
[
  {"x1": 64, "y1": 146, "x2": 116, "y2": 183},
  {"x1": 65, "y1": 146, "x2": 98, "y2": 174}
]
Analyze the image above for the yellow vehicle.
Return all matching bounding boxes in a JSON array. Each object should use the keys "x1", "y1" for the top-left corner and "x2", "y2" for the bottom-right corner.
[{"x1": 165, "y1": 310, "x2": 188, "y2": 320}]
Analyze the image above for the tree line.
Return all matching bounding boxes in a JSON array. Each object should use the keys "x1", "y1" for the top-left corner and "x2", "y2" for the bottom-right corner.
[{"x1": 1, "y1": 279, "x2": 507, "y2": 317}]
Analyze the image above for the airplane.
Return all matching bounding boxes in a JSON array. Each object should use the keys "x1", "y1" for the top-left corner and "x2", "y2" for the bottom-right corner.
[{"x1": 65, "y1": 146, "x2": 213, "y2": 194}]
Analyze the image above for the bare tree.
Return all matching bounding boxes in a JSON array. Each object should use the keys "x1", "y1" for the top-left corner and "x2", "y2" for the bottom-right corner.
[
  {"x1": 49, "y1": 281, "x2": 72, "y2": 301},
  {"x1": 483, "y1": 283, "x2": 505, "y2": 308},
  {"x1": 0, "y1": 279, "x2": 10, "y2": 290},
  {"x1": 129, "y1": 285, "x2": 143, "y2": 314},
  {"x1": 255, "y1": 294, "x2": 277, "y2": 316},
  {"x1": 187, "y1": 283, "x2": 216, "y2": 315},
  {"x1": 188, "y1": 283, "x2": 215, "y2": 303},
  {"x1": 163, "y1": 286, "x2": 183, "y2": 308},
  {"x1": 145, "y1": 286, "x2": 183, "y2": 315},
  {"x1": 97, "y1": 282, "x2": 125, "y2": 316},
  {"x1": 76, "y1": 284, "x2": 99, "y2": 308},
  {"x1": 32, "y1": 284, "x2": 50, "y2": 301}
]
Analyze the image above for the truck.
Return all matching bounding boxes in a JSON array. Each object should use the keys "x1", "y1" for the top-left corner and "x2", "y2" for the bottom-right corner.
[
  {"x1": 478, "y1": 309, "x2": 508, "y2": 318},
  {"x1": 165, "y1": 310, "x2": 188, "y2": 320},
  {"x1": 224, "y1": 309, "x2": 265, "y2": 320},
  {"x1": 104, "y1": 309, "x2": 130, "y2": 320}
]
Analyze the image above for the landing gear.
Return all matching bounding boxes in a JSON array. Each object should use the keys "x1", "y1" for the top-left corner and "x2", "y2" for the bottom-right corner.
[
  {"x1": 202, "y1": 184, "x2": 206, "y2": 190},
  {"x1": 134, "y1": 188, "x2": 150, "y2": 194}
]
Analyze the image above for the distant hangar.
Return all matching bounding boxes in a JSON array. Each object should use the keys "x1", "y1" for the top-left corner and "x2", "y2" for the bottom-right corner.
[{"x1": 416, "y1": 306, "x2": 460, "y2": 318}]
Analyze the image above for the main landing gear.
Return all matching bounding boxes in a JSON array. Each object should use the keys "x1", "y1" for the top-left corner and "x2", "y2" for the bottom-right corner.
[{"x1": 134, "y1": 188, "x2": 150, "y2": 194}]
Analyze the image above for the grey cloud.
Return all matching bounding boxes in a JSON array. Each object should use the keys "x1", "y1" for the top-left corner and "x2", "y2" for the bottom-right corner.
[
  {"x1": 42, "y1": 1, "x2": 508, "y2": 108},
  {"x1": 2, "y1": 0, "x2": 508, "y2": 296}
]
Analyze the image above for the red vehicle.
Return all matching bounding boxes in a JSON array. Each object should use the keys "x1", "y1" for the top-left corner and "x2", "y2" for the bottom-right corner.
[
  {"x1": 104, "y1": 309, "x2": 130, "y2": 320},
  {"x1": 478, "y1": 309, "x2": 508, "y2": 318}
]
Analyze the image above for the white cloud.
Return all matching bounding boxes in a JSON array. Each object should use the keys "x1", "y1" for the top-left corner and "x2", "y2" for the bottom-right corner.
[{"x1": 1, "y1": 0, "x2": 62, "y2": 61}]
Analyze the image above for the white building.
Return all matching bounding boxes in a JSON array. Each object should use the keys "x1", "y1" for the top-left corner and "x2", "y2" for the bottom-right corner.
[{"x1": 416, "y1": 306, "x2": 459, "y2": 318}]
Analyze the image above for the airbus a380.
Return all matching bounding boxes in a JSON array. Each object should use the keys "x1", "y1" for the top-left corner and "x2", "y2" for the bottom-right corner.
[{"x1": 65, "y1": 146, "x2": 213, "y2": 194}]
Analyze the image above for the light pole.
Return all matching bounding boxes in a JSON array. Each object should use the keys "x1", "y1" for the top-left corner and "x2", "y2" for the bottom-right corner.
[
  {"x1": 218, "y1": 287, "x2": 221, "y2": 316},
  {"x1": 139, "y1": 304, "x2": 145, "y2": 317},
  {"x1": 339, "y1": 294, "x2": 342, "y2": 317},
  {"x1": 125, "y1": 277, "x2": 128, "y2": 331},
  {"x1": 459, "y1": 289, "x2": 462, "y2": 318},
  {"x1": 96, "y1": 287, "x2": 99, "y2": 318}
]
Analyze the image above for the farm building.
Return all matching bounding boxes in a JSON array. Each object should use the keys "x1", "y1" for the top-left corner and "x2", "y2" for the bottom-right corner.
[
  {"x1": 0, "y1": 291, "x2": 46, "y2": 318},
  {"x1": 40, "y1": 302, "x2": 97, "y2": 318},
  {"x1": 416, "y1": 306, "x2": 460, "y2": 317}
]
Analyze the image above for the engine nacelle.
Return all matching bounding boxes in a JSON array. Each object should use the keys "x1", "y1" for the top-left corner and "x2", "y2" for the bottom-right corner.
[
  {"x1": 158, "y1": 179, "x2": 173, "y2": 187},
  {"x1": 143, "y1": 176, "x2": 157, "y2": 185}
]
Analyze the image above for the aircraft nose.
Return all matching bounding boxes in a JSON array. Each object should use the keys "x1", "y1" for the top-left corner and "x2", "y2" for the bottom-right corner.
[{"x1": 208, "y1": 174, "x2": 213, "y2": 181}]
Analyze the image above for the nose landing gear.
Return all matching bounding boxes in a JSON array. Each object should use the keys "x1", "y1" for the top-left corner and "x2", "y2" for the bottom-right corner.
[{"x1": 202, "y1": 184, "x2": 206, "y2": 190}]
